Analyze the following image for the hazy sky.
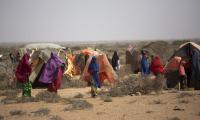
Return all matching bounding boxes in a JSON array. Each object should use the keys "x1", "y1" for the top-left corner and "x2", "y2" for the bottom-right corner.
[{"x1": 0, "y1": 0, "x2": 200, "y2": 42}]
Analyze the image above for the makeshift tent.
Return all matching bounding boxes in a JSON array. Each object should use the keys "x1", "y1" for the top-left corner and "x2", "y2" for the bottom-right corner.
[
  {"x1": 15, "y1": 44, "x2": 65, "y2": 92},
  {"x1": 24, "y1": 43, "x2": 65, "y2": 49},
  {"x1": 126, "y1": 46, "x2": 141, "y2": 73},
  {"x1": 165, "y1": 42, "x2": 200, "y2": 89},
  {"x1": 30, "y1": 50, "x2": 65, "y2": 90},
  {"x1": 81, "y1": 49, "x2": 117, "y2": 85},
  {"x1": 64, "y1": 49, "x2": 116, "y2": 85},
  {"x1": 64, "y1": 48, "x2": 99, "y2": 77}
]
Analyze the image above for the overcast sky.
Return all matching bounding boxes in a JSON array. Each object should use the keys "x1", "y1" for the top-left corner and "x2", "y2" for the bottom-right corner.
[{"x1": 0, "y1": 0, "x2": 200, "y2": 42}]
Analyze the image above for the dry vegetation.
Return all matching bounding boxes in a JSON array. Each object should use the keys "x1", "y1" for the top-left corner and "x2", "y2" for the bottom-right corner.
[
  {"x1": 100, "y1": 95, "x2": 113, "y2": 102},
  {"x1": 49, "y1": 115, "x2": 64, "y2": 120},
  {"x1": 73, "y1": 93, "x2": 84, "y2": 98},
  {"x1": 0, "y1": 115, "x2": 4, "y2": 120},
  {"x1": 63, "y1": 99, "x2": 93, "y2": 111},
  {"x1": 152, "y1": 99, "x2": 166, "y2": 104},
  {"x1": 178, "y1": 99, "x2": 189, "y2": 104},
  {"x1": 177, "y1": 92, "x2": 194, "y2": 98},
  {"x1": 61, "y1": 76, "x2": 87, "y2": 88},
  {"x1": 109, "y1": 74, "x2": 164, "y2": 97},
  {"x1": 35, "y1": 90, "x2": 61, "y2": 103},
  {"x1": 0, "y1": 89, "x2": 19, "y2": 97},
  {"x1": 32, "y1": 108, "x2": 50, "y2": 116},
  {"x1": 146, "y1": 110, "x2": 153, "y2": 114},
  {"x1": 167, "y1": 117, "x2": 181, "y2": 120},
  {"x1": 9, "y1": 110, "x2": 26, "y2": 116}
]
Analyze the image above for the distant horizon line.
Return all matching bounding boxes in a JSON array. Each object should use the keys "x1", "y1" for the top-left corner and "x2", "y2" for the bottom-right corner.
[{"x1": 0, "y1": 38, "x2": 199, "y2": 44}]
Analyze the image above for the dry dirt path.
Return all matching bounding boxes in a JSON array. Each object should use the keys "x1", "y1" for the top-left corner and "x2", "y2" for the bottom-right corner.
[{"x1": 0, "y1": 88, "x2": 200, "y2": 120}]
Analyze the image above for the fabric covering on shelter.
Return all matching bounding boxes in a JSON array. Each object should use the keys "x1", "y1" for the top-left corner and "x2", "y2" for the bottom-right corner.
[
  {"x1": 64, "y1": 56, "x2": 74, "y2": 77},
  {"x1": 191, "y1": 49, "x2": 200, "y2": 89},
  {"x1": 29, "y1": 58, "x2": 44, "y2": 83},
  {"x1": 126, "y1": 48, "x2": 140, "y2": 73},
  {"x1": 39, "y1": 52, "x2": 65, "y2": 84},
  {"x1": 73, "y1": 53, "x2": 86, "y2": 75},
  {"x1": 24, "y1": 43, "x2": 65, "y2": 49},
  {"x1": 165, "y1": 56, "x2": 181, "y2": 71},
  {"x1": 29, "y1": 50, "x2": 51, "y2": 83},
  {"x1": 173, "y1": 42, "x2": 200, "y2": 58}
]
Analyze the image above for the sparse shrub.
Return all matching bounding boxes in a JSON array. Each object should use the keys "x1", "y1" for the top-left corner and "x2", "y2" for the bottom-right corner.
[
  {"x1": 1, "y1": 96, "x2": 37, "y2": 104},
  {"x1": 63, "y1": 107, "x2": 70, "y2": 111},
  {"x1": 153, "y1": 99, "x2": 163, "y2": 104},
  {"x1": 18, "y1": 96, "x2": 37, "y2": 103},
  {"x1": 71, "y1": 99, "x2": 93, "y2": 110},
  {"x1": 102, "y1": 96, "x2": 112, "y2": 102},
  {"x1": 177, "y1": 92, "x2": 193, "y2": 98},
  {"x1": 128, "y1": 100, "x2": 137, "y2": 104},
  {"x1": 198, "y1": 112, "x2": 200, "y2": 116},
  {"x1": 60, "y1": 98, "x2": 73, "y2": 104},
  {"x1": 109, "y1": 74, "x2": 164, "y2": 97},
  {"x1": 179, "y1": 99, "x2": 189, "y2": 104},
  {"x1": 74, "y1": 93, "x2": 84, "y2": 98},
  {"x1": 168, "y1": 90, "x2": 178, "y2": 93},
  {"x1": 32, "y1": 108, "x2": 50, "y2": 116},
  {"x1": 35, "y1": 90, "x2": 61, "y2": 103},
  {"x1": 0, "y1": 89, "x2": 19, "y2": 97},
  {"x1": 96, "y1": 112, "x2": 106, "y2": 115},
  {"x1": 64, "y1": 99, "x2": 93, "y2": 111},
  {"x1": 9, "y1": 110, "x2": 26, "y2": 116},
  {"x1": 49, "y1": 115, "x2": 64, "y2": 120},
  {"x1": 146, "y1": 110, "x2": 153, "y2": 113},
  {"x1": 61, "y1": 76, "x2": 87, "y2": 88},
  {"x1": 173, "y1": 106, "x2": 184, "y2": 111},
  {"x1": 0, "y1": 115, "x2": 4, "y2": 120},
  {"x1": 0, "y1": 73, "x2": 7, "y2": 82},
  {"x1": 153, "y1": 74, "x2": 165, "y2": 93},
  {"x1": 168, "y1": 117, "x2": 181, "y2": 120},
  {"x1": 109, "y1": 76, "x2": 141, "y2": 97},
  {"x1": 109, "y1": 87, "x2": 124, "y2": 97},
  {"x1": 1, "y1": 96, "x2": 18, "y2": 104}
]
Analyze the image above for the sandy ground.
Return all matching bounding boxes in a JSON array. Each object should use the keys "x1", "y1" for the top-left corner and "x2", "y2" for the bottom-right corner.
[{"x1": 0, "y1": 87, "x2": 200, "y2": 120}]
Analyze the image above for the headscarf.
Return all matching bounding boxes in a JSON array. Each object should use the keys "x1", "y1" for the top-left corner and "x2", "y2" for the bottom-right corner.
[
  {"x1": 141, "y1": 53, "x2": 150, "y2": 74},
  {"x1": 15, "y1": 53, "x2": 32, "y2": 82},
  {"x1": 88, "y1": 56, "x2": 99, "y2": 74},
  {"x1": 39, "y1": 52, "x2": 65, "y2": 84},
  {"x1": 150, "y1": 55, "x2": 164, "y2": 74},
  {"x1": 88, "y1": 56, "x2": 100, "y2": 88},
  {"x1": 112, "y1": 51, "x2": 119, "y2": 69}
]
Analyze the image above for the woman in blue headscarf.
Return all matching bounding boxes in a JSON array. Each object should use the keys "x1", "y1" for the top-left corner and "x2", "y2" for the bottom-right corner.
[
  {"x1": 88, "y1": 56, "x2": 100, "y2": 97},
  {"x1": 140, "y1": 50, "x2": 150, "y2": 79}
]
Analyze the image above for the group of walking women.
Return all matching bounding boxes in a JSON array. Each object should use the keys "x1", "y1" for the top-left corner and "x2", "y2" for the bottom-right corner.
[{"x1": 140, "y1": 50, "x2": 165, "y2": 78}]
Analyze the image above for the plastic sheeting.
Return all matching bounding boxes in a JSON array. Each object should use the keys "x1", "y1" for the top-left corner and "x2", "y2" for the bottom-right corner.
[
  {"x1": 64, "y1": 57, "x2": 74, "y2": 77},
  {"x1": 165, "y1": 56, "x2": 181, "y2": 71}
]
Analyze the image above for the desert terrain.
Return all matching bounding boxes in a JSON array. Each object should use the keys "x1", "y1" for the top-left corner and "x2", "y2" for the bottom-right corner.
[
  {"x1": 0, "y1": 40, "x2": 200, "y2": 120},
  {"x1": 0, "y1": 88, "x2": 200, "y2": 120}
]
